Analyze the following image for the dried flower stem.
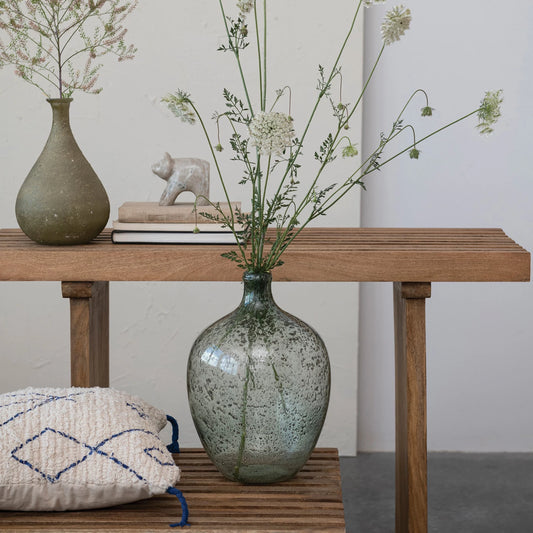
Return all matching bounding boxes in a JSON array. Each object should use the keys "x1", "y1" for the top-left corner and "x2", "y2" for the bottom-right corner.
[{"x1": 0, "y1": 0, "x2": 138, "y2": 98}]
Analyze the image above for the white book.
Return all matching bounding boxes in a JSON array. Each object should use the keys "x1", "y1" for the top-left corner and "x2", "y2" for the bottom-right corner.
[
  {"x1": 111, "y1": 230, "x2": 240, "y2": 244},
  {"x1": 112, "y1": 220, "x2": 243, "y2": 232}
]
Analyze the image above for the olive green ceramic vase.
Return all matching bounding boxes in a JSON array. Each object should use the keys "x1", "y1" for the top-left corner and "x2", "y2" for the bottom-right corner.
[
  {"x1": 15, "y1": 98, "x2": 109, "y2": 245},
  {"x1": 187, "y1": 271, "x2": 331, "y2": 484}
]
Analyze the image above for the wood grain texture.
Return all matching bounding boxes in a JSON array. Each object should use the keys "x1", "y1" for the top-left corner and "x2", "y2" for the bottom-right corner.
[
  {"x1": 394, "y1": 282, "x2": 430, "y2": 533},
  {"x1": 0, "y1": 228, "x2": 529, "y2": 282},
  {"x1": 0, "y1": 448, "x2": 346, "y2": 532},
  {"x1": 1, "y1": 227, "x2": 530, "y2": 533},
  {"x1": 61, "y1": 281, "x2": 109, "y2": 387}
]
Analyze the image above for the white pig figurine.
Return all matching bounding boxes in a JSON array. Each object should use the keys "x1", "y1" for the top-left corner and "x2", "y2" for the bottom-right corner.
[{"x1": 152, "y1": 153, "x2": 210, "y2": 206}]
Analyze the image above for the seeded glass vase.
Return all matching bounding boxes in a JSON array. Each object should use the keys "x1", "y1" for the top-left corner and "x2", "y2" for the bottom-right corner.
[
  {"x1": 187, "y1": 271, "x2": 330, "y2": 484},
  {"x1": 15, "y1": 98, "x2": 110, "y2": 245}
]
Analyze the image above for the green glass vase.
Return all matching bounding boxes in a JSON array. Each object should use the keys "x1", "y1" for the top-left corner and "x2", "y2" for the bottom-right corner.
[
  {"x1": 187, "y1": 271, "x2": 330, "y2": 484},
  {"x1": 15, "y1": 98, "x2": 109, "y2": 245}
]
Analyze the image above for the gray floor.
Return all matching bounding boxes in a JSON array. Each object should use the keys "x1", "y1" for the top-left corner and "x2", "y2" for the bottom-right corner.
[{"x1": 340, "y1": 453, "x2": 533, "y2": 533}]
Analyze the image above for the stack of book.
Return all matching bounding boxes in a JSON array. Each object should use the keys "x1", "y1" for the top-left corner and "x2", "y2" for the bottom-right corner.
[{"x1": 111, "y1": 202, "x2": 243, "y2": 244}]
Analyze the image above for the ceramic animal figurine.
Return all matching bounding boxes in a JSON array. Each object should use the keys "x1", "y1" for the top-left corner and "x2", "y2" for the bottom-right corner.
[{"x1": 152, "y1": 153, "x2": 210, "y2": 206}]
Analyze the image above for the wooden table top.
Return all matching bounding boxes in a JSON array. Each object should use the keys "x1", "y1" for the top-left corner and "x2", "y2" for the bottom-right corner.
[{"x1": 0, "y1": 227, "x2": 529, "y2": 282}]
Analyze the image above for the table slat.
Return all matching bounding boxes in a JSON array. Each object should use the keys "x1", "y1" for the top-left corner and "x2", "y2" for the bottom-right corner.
[{"x1": 0, "y1": 228, "x2": 529, "y2": 282}]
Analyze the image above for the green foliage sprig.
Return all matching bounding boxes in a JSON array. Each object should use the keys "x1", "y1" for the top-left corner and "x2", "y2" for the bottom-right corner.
[
  {"x1": 0, "y1": 0, "x2": 138, "y2": 98},
  {"x1": 164, "y1": 0, "x2": 503, "y2": 273}
]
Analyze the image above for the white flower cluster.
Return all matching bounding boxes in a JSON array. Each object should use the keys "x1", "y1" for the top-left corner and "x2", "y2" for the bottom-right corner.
[
  {"x1": 237, "y1": 0, "x2": 254, "y2": 15},
  {"x1": 162, "y1": 91, "x2": 196, "y2": 124},
  {"x1": 381, "y1": 5, "x2": 411, "y2": 45},
  {"x1": 249, "y1": 112, "x2": 295, "y2": 156},
  {"x1": 362, "y1": 0, "x2": 387, "y2": 7}
]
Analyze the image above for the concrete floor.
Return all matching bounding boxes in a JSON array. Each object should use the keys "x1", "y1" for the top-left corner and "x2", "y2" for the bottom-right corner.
[{"x1": 340, "y1": 453, "x2": 533, "y2": 533}]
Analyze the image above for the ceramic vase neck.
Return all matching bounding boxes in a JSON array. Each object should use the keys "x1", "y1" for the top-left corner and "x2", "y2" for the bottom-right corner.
[{"x1": 47, "y1": 98, "x2": 73, "y2": 133}]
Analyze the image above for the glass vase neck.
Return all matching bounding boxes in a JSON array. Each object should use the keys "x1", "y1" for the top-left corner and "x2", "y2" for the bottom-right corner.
[{"x1": 241, "y1": 271, "x2": 273, "y2": 307}]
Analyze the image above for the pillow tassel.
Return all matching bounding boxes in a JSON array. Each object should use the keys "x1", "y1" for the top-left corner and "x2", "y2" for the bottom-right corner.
[
  {"x1": 166, "y1": 415, "x2": 181, "y2": 453},
  {"x1": 167, "y1": 486, "x2": 190, "y2": 527}
]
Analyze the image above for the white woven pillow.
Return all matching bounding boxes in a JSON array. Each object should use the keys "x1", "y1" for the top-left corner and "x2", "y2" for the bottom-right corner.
[{"x1": 0, "y1": 387, "x2": 187, "y2": 526}]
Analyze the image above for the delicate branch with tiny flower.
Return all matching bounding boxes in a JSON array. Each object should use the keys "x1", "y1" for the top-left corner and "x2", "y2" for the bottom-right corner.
[
  {"x1": 164, "y1": 0, "x2": 503, "y2": 273},
  {"x1": 0, "y1": 0, "x2": 138, "y2": 98}
]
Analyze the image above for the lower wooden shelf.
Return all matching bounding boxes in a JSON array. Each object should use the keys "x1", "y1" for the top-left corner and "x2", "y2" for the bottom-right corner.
[{"x1": 1, "y1": 448, "x2": 346, "y2": 532}]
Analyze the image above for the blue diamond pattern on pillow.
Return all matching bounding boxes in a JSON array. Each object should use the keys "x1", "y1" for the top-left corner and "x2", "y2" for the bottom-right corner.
[
  {"x1": 0, "y1": 387, "x2": 181, "y2": 513},
  {"x1": 126, "y1": 401, "x2": 149, "y2": 419},
  {"x1": 11, "y1": 428, "x2": 93, "y2": 483},
  {"x1": 144, "y1": 446, "x2": 175, "y2": 466},
  {"x1": 0, "y1": 391, "x2": 92, "y2": 428}
]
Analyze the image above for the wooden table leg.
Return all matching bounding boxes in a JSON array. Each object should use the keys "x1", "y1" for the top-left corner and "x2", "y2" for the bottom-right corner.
[
  {"x1": 393, "y1": 281, "x2": 431, "y2": 533},
  {"x1": 61, "y1": 281, "x2": 109, "y2": 388}
]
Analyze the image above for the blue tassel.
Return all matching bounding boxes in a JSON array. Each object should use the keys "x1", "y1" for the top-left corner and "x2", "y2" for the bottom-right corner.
[
  {"x1": 167, "y1": 486, "x2": 190, "y2": 527},
  {"x1": 166, "y1": 414, "x2": 180, "y2": 453}
]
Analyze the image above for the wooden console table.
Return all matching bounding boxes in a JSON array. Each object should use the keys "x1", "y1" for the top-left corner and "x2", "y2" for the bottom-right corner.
[{"x1": 0, "y1": 227, "x2": 530, "y2": 533}]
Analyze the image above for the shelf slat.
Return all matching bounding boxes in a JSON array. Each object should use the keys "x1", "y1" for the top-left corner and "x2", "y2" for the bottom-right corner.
[{"x1": 0, "y1": 448, "x2": 346, "y2": 532}]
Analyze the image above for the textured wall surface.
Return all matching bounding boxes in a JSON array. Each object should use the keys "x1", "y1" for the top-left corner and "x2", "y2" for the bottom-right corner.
[
  {"x1": 0, "y1": 1, "x2": 362, "y2": 454},
  {"x1": 359, "y1": 0, "x2": 533, "y2": 452}
]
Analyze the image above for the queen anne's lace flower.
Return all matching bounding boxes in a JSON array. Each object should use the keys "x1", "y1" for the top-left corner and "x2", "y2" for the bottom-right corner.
[
  {"x1": 381, "y1": 5, "x2": 411, "y2": 45},
  {"x1": 162, "y1": 91, "x2": 196, "y2": 124},
  {"x1": 363, "y1": 0, "x2": 387, "y2": 7},
  {"x1": 477, "y1": 90, "x2": 503, "y2": 135},
  {"x1": 237, "y1": 0, "x2": 254, "y2": 15},
  {"x1": 342, "y1": 142, "x2": 359, "y2": 158},
  {"x1": 249, "y1": 112, "x2": 295, "y2": 156}
]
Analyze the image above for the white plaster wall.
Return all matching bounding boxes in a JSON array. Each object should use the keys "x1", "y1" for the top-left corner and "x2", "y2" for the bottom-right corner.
[
  {"x1": 359, "y1": 0, "x2": 533, "y2": 451},
  {"x1": 0, "y1": 1, "x2": 362, "y2": 454}
]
